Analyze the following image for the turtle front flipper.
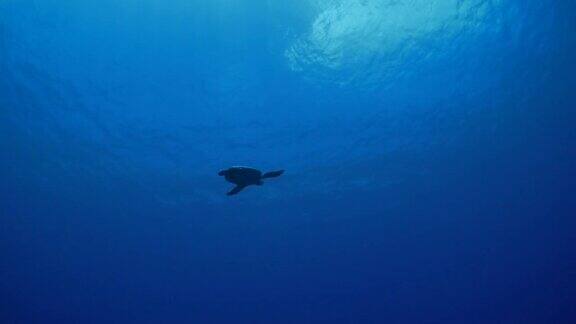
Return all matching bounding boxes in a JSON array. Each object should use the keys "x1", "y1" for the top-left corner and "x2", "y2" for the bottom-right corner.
[
  {"x1": 261, "y1": 170, "x2": 284, "y2": 179},
  {"x1": 227, "y1": 185, "x2": 246, "y2": 196}
]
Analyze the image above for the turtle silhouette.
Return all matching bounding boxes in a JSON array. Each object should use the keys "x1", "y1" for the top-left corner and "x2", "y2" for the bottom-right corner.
[{"x1": 218, "y1": 166, "x2": 284, "y2": 195}]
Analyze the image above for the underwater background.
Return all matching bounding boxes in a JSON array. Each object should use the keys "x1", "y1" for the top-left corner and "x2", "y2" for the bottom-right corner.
[{"x1": 1, "y1": 0, "x2": 575, "y2": 323}]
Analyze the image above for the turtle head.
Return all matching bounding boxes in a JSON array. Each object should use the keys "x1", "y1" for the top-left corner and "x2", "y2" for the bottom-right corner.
[{"x1": 218, "y1": 169, "x2": 228, "y2": 176}]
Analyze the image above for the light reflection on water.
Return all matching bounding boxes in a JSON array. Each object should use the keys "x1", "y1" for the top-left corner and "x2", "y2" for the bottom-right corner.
[{"x1": 287, "y1": 0, "x2": 506, "y2": 88}]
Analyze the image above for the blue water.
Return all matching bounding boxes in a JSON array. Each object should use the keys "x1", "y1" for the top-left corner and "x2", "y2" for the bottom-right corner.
[{"x1": 1, "y1": 1, "x2": 575, "y2": 323}]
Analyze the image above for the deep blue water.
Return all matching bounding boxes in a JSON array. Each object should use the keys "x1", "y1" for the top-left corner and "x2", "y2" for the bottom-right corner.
[{"x1": 1, "y1": 1, "x2": 575, "y2": 323}]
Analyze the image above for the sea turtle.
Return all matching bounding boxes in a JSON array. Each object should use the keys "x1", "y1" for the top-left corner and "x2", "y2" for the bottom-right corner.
[{"x1": 218, "y1": 166, "x2": 284, "y2": 195}]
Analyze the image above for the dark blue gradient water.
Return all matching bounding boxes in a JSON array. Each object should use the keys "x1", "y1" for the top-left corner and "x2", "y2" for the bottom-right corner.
[{"x1": 1, "y1": 1, "x2": 575, "y2": 323}]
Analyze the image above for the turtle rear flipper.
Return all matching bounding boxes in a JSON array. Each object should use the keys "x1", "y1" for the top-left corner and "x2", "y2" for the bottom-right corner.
[
  {"x1": 261, "y1": 170, "x2": 284, "y2": 179},
  {"x1": 227, "y1": 185, "x2": 246, "y2": 196}
]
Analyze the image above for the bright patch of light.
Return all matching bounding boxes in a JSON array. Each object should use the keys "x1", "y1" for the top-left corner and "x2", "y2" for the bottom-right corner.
[{"x1": 286, "y1": 0, "x2": 492, "y2": 86}]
